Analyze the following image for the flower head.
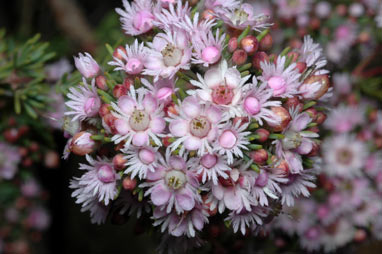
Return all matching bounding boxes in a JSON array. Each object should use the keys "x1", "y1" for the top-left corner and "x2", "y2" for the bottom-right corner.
[{"x1": 189, "y1": 153, "x2": 231, "y2": 185}]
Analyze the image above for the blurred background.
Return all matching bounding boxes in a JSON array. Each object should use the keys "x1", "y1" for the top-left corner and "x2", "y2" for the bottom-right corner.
[{"x1": 0, "y1": 0, "x2": 382, "y2": 253}]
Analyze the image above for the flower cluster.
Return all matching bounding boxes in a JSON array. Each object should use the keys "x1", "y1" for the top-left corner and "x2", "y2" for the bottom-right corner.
[{"x1": 63, "y1": 0, "x2": 330, "y2": 244}]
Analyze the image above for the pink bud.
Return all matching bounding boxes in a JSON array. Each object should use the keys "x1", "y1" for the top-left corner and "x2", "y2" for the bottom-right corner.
[
  {"x1": 259, "y1": 34, "x2": 273, "y2": 51},
  {"x1": 252, "y1": 51, "x2": 269, "y2": 69},
  {"x1": 250, "y1": 149, "x2": 268, "y2": 165},
  {"x1": 113, "y1": 154, "x2": 127, "y2": 171},
  {"x1": 240, "y1": 35, "x2": 258, "y2": 55},
  {"x1": 97, "y1": 164, "x2": 115, "y2": 183},
  {"x1": 84, "y1": 96, "x2": 101, "y2": 117},
  {"x1": 255, "y1": 128, "x2": 269, "y2": 142},
  {"x1": 44, "y1": 151, "x2": 60, "y2": 168},
  {"x1": 202, "y1": 46, "x2": 221, "y2": 64},
  {"x1": 255, "y1": 171, "x2": 268, "y2": 187},
  {"x1": 99, "y1": 104, "x2": 110, "y2": 117},
  {"x1": 96, "y1": 75, "x2": 108, "y2": 90},
  {"x1": 71, "y1": 132, "x2": 95, "y2": 156},
  {"x1": 219, "y1": 130, "x2": 237, "y2": 149},
  {"x1": 156, "y1": 87, "x2": 173, "y2": 101},
  {"x1": 228, "y1": 37, "x2": 238, "y2": 52},
  {"x1": 244, "y1": 96, "x2": 261, "y2": 115},
  {"x1": 74, "y1": 53, "x2": 100, "y2": 79},
  {"x1": 268, "y1": 76, "x2": 286, "y2": 96},
  {"x1": 201, "y1": 154, "x2": 218, "y2": 169},
  {"x1": 123, "y1": 177, "x2": 137, "y2": 190},
  {"x1": 232, "y1": 49, "x2": 247, "y2": 65},
  {"x1": 113, "y1": 85, "x2": 128, "y2": 98},
  {"x1": 138, "y1": 148, "x2": 155, "y2": 165},
  {"x1": 133, "y1": 10, "x2": 154, "y2": 33}
]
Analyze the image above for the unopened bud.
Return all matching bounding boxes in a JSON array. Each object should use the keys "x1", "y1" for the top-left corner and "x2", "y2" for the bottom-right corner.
[
  {"x1": 255, "y1": 128, "x2": 270, "y2": 142},
  {"x1": 232, "y1": 49, "x2": 247, "y2": 65},
  {"x1": 44, "y1": 151, "x2": 60, "y2": 168},
  {"x1": 4, "y1": 128, "x2": 19, "y2": 143},
  {"x1": 259, "y1": 34, "x2": 273, "y2": 51},
  {"x1": 228, "y1": 37, "x2": 238, "y2": 52},
  {"x1": 99, "y1": 104, "x2": 110, "y2": 117},
  {"x1": 252, "y1": 51, "x2": 269, "y2": 69},
  {"x1": 122, "y1": 177, "x2": 137, "y2": 190},
  {"x1": 113, "y1": 85, "x2": 128, "y2": 98},
  {"x1": 315, "y1": 112, "x2": 327, "y2": 124},
  {"x1": 113, "y1": 46, "x2": 127, "y2": 61},
  {"x1": 71, "y1": 131, "x2": 95, "y2": 156},
  {"x1": 113, "y1": 154, "x2": 127, "y2": 171},
  {"x1": 240, "y1": 35, "x2": 258, "y2": 55},
  {"x1": 249, "y1": 149, "x2": 268, "y2": 165},
  {"x1": 268, "y1": 107, "x2": 291, "y2": 132},
  {"x1": 300, "y1": 74, "x2": 330, "y2": 100},
  {"x1": 95, "y1": 75, "x2": 107, "y2": 90},
  {"x1": 296, "y1": 62, "x2": 307, "y2": 73},
  {"x1": 284, "y1": 97, "x2": 302, "y2": 111}
]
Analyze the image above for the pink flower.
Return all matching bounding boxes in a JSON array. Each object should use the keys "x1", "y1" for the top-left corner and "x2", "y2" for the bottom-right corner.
[
  {"x1": 189, "y1": 153, "x2": 231, "y2": 184},
  {"x1": 26, "y1": 207, "x2": 51, "y2": 231},
  {"x1": 65, "y1": 78, "x2": 101, "y2": 123},
  {"x1": 70, "y1": 155, "x2": 121, "y2": 206},
  {"x1": 111, "y1": 86, "x2": 166, "y2": 148},
  {"x1": 142, "y1": 155, "x2": 201, "y2": 214},
  {"x1": 279, "y1": 170, "x2": 316, "y2": 206},
  {"x1": 0, "y1": 142, "x2": 21, "y2": 180},
  {"x1": 144, "y1": 29, "x2": 192, "y2": 81},
  {"x1": 217, "y1": 3, "x2": 271, "y2": 31},
  {"x1": 74, "y1": 53, "x2": 100, "y2": 79},
  {"x1": 108, "y1": 39, "x2": 149, "y2": 75},
  {"x1": 241, "y1": 78, "x2": 282, "y2": 125},
  {"x1": 21, "y1": 178, "x2": 41, "y2": 198},
  {"x1": 167, "y1": 96, "x2": 224, "y2": 156},
  {"x1": 122, "y1": 146, "x2": 164, "y2": 179},
  {"x1": 189, "y1": 60, "x2": 251, "y2": 118},
  {"x1": 152, "y1": 204, "x2": 209, "y2": 237},
  {"x1": 226, "y1": 206, "x2": 266, "y2": 235},
  {"x1": 214, "y1": 120, "x2": 250, "y2": 164},
  {"x1": 324, "y1": 105, "x2": 364, "y2": 133},
  {"x1": 260, "y1": 56, "x2": 302, "y2": 98},
  {"x1": 191, "y1": 29, "x2": 225, "y2": 67},
  {"x1": 116, "y1": 0, "x2": 155, "y2": 36},
  {"x1": 154, "y1": 0, "x2": 190, "y2": 30},
  {"x1": 298, "y1": 36, "x2": 328, "y2": 74},
  {"x1": 207, "y1": 166, "x2": 257, "y2": 213}
]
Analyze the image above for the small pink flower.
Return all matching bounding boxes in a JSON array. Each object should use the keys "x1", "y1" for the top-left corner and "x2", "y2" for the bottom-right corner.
[
  {"x1": 191, "y1": 29, "x2": 225, "y2": 67},
  {"x1": 226, "y1": 206, "x2": 266, "y2": 235},
  {"x1": 108, "y1": 40, "x2": 149, "y2": 75},
  {"x1": 142, "y1": 155, "x2": 201, "y2": 214},
  {"x1": 189, "y1": 153, "x2": 231, "y2": 184},
  {"x1": 65, "y1": 78, "x2": 101, "y2": 123},
  {"x1": 189, "y1": 60, "x2": 251, "y2": 118},
  {"x1": 167, "y1": 96, "x2": 224, "y2": 156},
  {"x1": 111, "y1": 86, "x2": 166, "y2": 148},
  {"x1": 74, "y1": 53, "x2": 100, "y2": 79},
  {"x1": 260, "y1": 56, "x2": 302, "y2": 98},
  {"x1": 144, "y1": 29, "x2": 192, "y2": 81},
  {"x1": 116, "y1": 0, "x2": 155, "y2": 36},
  {"x1": 154, "y1": 0, "x2": 190, "y2": 30}
]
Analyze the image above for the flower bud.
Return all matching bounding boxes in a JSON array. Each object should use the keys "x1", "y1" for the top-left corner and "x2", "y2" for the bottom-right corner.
[
  {"x1": 103, "y1": 114, "x2": 117, "y2": 134},
  {"x1": 71, "y1": 131, "x2": 95, "y2": 156},
  {"x1": 277, "y1": 160, "x2": 290, "y2": 176},
  {"x1": 252, "y1": 51, "x2": 269, "y2": 69},
  {"x1": 201, "y1": 154, "x2": 218, "y2": 169},
  {"x1": 315, "y1": 112, "x2": 327, "y2": 124},
  {"x1": 240, "y1": 35, "x2": 258, "y2": 55},
  {"x1": 259, "y1": 34, "x2": 273, "y2": 51},
  {"x1": 99, "y1": 104, "x2": 111, "y2": 117},
  {"x1": 232, "y1": 49, "x2": 247, "y2": 65},
  {"x1": 295, "y1": 62, "x2": 307, "y2": 73},
  {"x1": 309, "y1": 17, "x2": 321, "y2": 30},
  {"x1": 113, "y1": 154, "x2": 127, "y2": 171},
  {"x1": 201, "y1": 9, "x2": 215, "y2": 21},
  {"x1": 202, "y1": 46, "x2": 221, "y2": 64},
  {"x1": 336, "y1": 4, "x2": 347, "y2": 16},
  {"x1": 18, "y1": 125, "x2": 29, "y2": 136},
  {"x1": 4, "y1": 128, "x2": 19, "y2": 143},
  {"x1": 219, "y1": 130, "x2": 237, "y2": 149},
  {"x1": 113, "y1": 84, "x2": 128, "y2": 98},
  {"x1": 95, "y1": 75, "x2": 107, "y2": 90},
  {"x1": 305, "y1": 108, "x2": 318, "y2": 119},
  {"x1": 300, "y1": 74, "x2": 330, "y2": 100},
  {"x1": 268, "y1": 107, "x2": 291, "y2": 132},
  {"x1": 249, "y1": 149, "x2": 268, "y2": 165},
  {"x1": 122, "y1": 177, "x2": 137, "y2": 190},
  {"x1": 29, "y1": 142, "x2": 39, "y2": 152},
  {"x1": 113, "y1": 46, "x2": 127, "y2": 61},
  {"x1": 284, "y1": 97, "x2": 302, "y2": 111},
  {"x1": 255, "y1": 128, "x2": 270, "y2": 142},
  {"x1": 74, "y1": 53, "x2": 100, "y2": 79},
  {"x1": 228, "y1": 37, "x2": 238, "y2": 52},
  {"x1": 354, "y1": 229, "x2": 367, "y2": 242},
  {"x1": 44, "y1": 151, "x2": 60, "y2": 168}
]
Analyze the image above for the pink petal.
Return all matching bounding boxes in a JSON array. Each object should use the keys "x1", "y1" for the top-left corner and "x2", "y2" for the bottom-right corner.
[
  {"x1": 169, "y1": 119, "x2": 188, "y2": 137},
  {"x1": 169, "y1": 156, "x2": 186, "y2": 170},
  {"x1": 292, "y1": 113, "x2": 311, "y2": 132},
  {"x1": 204, "y1": 67, "x2": 223, "y2": 88},
  {"x1": 224, "y1": 188, "x2": 242, "y2": 211},
  {"x1": 184, "y1": 136, "x2": 202, "y2": 151},
  {"x1": 192, "y1": 211, "x2": 205, "y2": 231},
  {"x1": 115, "y1": 119, "x2": 130, "y2": 135},
  {"x1": 225, "y1": 68, "x2": 241, "y2": 88},
  {"x1": 206, "y1": 105, "x2": 222, "y2": 123},
  {"x1": 153, "y1": 34, "x2": 168, "y2": 51},
  {"x1": 285, "y1": 151, "x2": 303, "y2": 173},
  {"x1": 297, "y1": 138, "x2": 313, "y2": 155},
  {"x1": 146, "y1": 165, "x2": 165, "y2": 181},
  {"x1": 206, "y1": 127, "x2": 217, "y2": 142},
  {"x1": 182, "y1": 96, "x2": 201, "y2": 118},
  {"x1": 176, "y1": 188, "x2": 195, "y2": 211},
  {"x1": 151, "y1": 184, "x2": 171, "y2": 206},
  {"x1": 118, "y1": 96, "x2": 136, "y2": 115},
  {"x1": 175, "y1": 30, "x2": 189, "y2": 48},
  {"x1": 143, "y1": 94, "x2": 158, "y2": 114},
  {"x1": 198, "y1": 90, "x2": 212, "y2": 101},
  {"x1": 151, "y1": 117, "x2": 166, "y2": 134},
  {"x1": 132, "y1": 132, "x2": 149, "y2": 146},
  {"x1": 212, "y1": 184, "x2": 224, "y2": 200}
]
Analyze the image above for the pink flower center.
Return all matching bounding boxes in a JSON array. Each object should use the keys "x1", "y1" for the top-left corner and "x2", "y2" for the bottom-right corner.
[
  {"x1": 190, "y1": 116, "x2": 211, "y2": 138},
  {"x1": 129, "y1": 110, "x2": 150, "y2": 132},
  {"x1": 211, "y1": 85, "x2": 234, "y2": 105},
  {"x1": 219, "y1": 130, "x2": 237, "y2": 149},
  {"x1": 97, "y1": 165, "x2": 115, "y2": 183},
  {"x1": 138, "y1": 148, "x2": 155, "y2": 165},
  {"x1": 201, "y1": 154, "x2": 218, "y2": 169},
  {"x1": 244, "y1": 96, "x2": 261, "y2": 115},
  {"x1": 202, "y1": 46, "x2": 221, "y2": 64},
  {"x1": 255, "y1": 172, "x2": 268, "y2": 187},
  {"x1": 268, "y1": 76, "x2": 287, "y2": 96},
  {"x1": 162, "y1": 44, "x2": 183, "y2": 67},
  {"x1": 165, "y1": 170, "x2": 187, "y2": 190},
  {"x1": 133, "y1": 10, "x2": 154, "y2": 33},
  {"x1": 84, "y1": 96, "x2": 101, "y2": 117},
  {"x1": 125, "y1": 58, "x2": 143, "y2": 74}
]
